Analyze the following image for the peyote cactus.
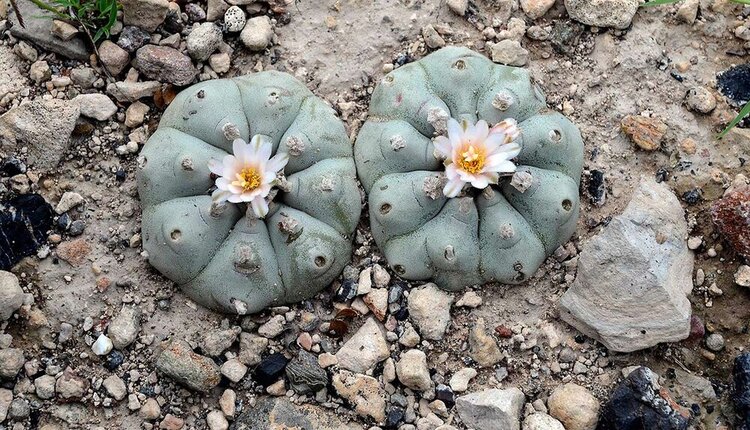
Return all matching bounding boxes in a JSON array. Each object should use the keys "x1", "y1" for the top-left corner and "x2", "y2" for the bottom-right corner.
[
  {"x1": 354, "y1": 47, "x2": 584, "y2": 291},
  {"x1": 137, "y1": 71, "x2": 361, "y2": 314}
]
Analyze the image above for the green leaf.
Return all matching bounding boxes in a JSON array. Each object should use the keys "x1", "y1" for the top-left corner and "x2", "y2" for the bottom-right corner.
[
  {"x1": 730, "y1": 0, "x2": 750, "y2": 4},
  {"x1": 640, "y1": 0, "x2": 682, "y2": 6},
  {"x1": 718, "y1": 101, "x2": 750, "y2": 139}
]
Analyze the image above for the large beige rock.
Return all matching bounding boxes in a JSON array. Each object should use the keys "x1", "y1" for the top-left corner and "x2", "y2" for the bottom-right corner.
[
  {"x1": 564, "y1": 0, "x2": 639, "y2": 29},
  {"x1": 335, "y1": 317, "x2": 389, "y2": 373},
  {"x1": 0, "y1": 271, "x2": 23, "y2": 321},
  {"x1": 456, "y1": 388, "x2": 525, "y2": 430},
  {"x1": 559, "y1": 179, "x2": 693, "y2": 352},
  {"x1": 547, "y1": 383, "x2": 599, "y2": 430}
]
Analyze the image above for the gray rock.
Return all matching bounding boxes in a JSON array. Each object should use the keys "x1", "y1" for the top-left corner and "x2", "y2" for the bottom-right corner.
[
  {"x1": 456, "y1": 388, "x2": 526, "y2": 430},
  {"x1": 120, "y1": 0, "x2": 169, "y2": 32},
  {"x1": 207, "y1": 0, "x2": 230, "y2": 21},
  {"x1": 0, "y1": 271, "x2": 23, "y2": 321},
  {"x1": 489, "y1": 40, "x2": 529, "y2": 66},
  {"x1": 108, "y1": 306, "x2": 141, "y2": 349},
  {"x1": 0, "y1": 388, "x2": 10, "y2": 422},
  {"x1": 285, "y1": 350, "x2": 328, "y2": 394},
  {"x1": 186, "y1": 23, "x2": 223, "y2": 61},
  {"x1": 70, "y1": 68, "x2": 97, "y2": 89},
  {"x1": 35, "y1": 375, "x2": 56, "y2": 399},
  {"x1": 0, "y1": 348, "x2": 23, "y2": 380},
  {"x1": 135, "y1": 45, "x2": 198, "y2": 86},
  {"x1": 8, "y1": 0, "x2": 88, "y2": 60},
  {"x1": 408, "y1": 283, "x2": 453, "y2": 340},
  {"x1": 240, "y1": 16, "x2": 273, "y2": 51},
  {"x1": 0, "y1": 99, "x2": 80, "y2": 171},
  {"x1": 564, "y1": 0, "x2": 639, "y2": 29},
  {"x1": 72, "y1": 94, "x2": 118, "y2": 121},
  {"x1": 51, "y1": 20, "x2": 78, "y2": 40},
  {"x1": 238, "y1": 332, "x2": 268, "y2": 366},
  {"x1": 103, "y1": 375, "x2": 127, "y2": 400},
  {"x1": 559, "y1": 179, "x2": 693, "y2": 352},
  {"x1": 201, "y1": 327, "x2": 241, "y2": 356},
  {"x1": 55, "y1": 368, "x2": 89, "y2": 399},
  {"x1": 231, "y1": 397, "x2": 360, "y2": 429},
  {"x1": 335, "y1": 317, "x2": 389, "y2": 373},
  {"x1": 8, "y1": 397, "x2": 29, "y2": 420},
  {"x1": 258, "y1": 315, "x2": 286, "y2": 338},
  {"x1": 99, "y1": 41, "x2": 130, "y2": 76},
  {"x1": 156, "y1": 339, "x2": 221, "y2": 392},
  {"x1": 706, "y1": 333, "x2": 725, "y2": 351},
  {"x1": 107, "y1": 81, "x2": 162, "y2": 102}
]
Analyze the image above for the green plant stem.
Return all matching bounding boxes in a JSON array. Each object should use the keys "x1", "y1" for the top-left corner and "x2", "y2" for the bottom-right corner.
[{"x1": 718, "y1": 101, "x2": 750, "y2": 139}]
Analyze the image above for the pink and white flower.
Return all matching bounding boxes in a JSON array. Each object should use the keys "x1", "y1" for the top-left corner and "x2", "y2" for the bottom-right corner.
[
  {"x1": 208, "y1": 135, "x2": 289, "y2": 218},
  {"x1": 433, "y1": 118, "x2": 522, "y2": 198}
]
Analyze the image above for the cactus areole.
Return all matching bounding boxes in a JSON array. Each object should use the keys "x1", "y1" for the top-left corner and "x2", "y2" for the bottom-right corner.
[
  {"x1": 137, "y1": 72, "x2": 361, "y2": 314},
  {"x1": 354, "y1": 47, "x2": 584, "y2": 290}
]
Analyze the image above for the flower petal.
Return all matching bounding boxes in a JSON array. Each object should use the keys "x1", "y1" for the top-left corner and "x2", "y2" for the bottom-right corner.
[
  {"x1": 445, "y1": 163, "x2": 460, "y2": 180},
  {"x1": 471, "y1": 120, "x2": 489, "y2": 143},
  {"x1": 470, "y1": 175, "x2": 491, "y2": 189},
  {"x1": 251, "y1": 196, "x2": 269, "y2": 218},
  {"x1": 233, "y1": 139, "x2": 247, "y2": 162},
  {"x1": 447, "y1": 118, "x2": 463, "y2": 142},
  {"x1": 443, "y1": 178, "x2": 465, "y2": 198},
  {"x1": 267, "y1": 152, "x2": 289, "y2": 173},
  {"x1": 216, "y1": 177, "x2": 231, "y2": 190},
  {"x1": 208, "y1": 159, "x2": 224, "y2": 176},
  {"x1": 253, "y1": 135, "x2": 273, "y2": 161},
  {"x1": 488, "y1": 159, "x2": 517, "y2": 173},
  {"x1": 227, "y1": 194, "x2": 244, "y2": 203},
  {"x1": 433, "y1": 136, "x2": 452, "y2": 158},
  {"x1": 211, "y1": 190, "x2": 231, "y2": 203}
]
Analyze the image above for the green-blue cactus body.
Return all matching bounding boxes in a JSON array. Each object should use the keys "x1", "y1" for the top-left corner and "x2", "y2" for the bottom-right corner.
[
  {"x1": 138, "y1": 72, "x2": 361, "y2": 313},
  {"x1": 354, "y1": 47, "x2": 583, "y2": 290}
]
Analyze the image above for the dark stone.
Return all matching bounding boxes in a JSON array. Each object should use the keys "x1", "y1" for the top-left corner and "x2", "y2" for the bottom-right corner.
[
  {"x1": 550, "y1": 21, "x2": 584, "y2": 56},
  {"x1": 285, "y1": 350, "x2": 328, "y2": 394},
  {"x1": 718, "y1": 63, "x2": 750, "y2": 107},
  {"x1": 688, "y1": 315, "x2": 705, "y2": 342},
  {"x1": 394, "y1": 307, "x2": 409, "y2": 321},
  {"x1": 8, "y1": 0, "x2": 89, "y2": 60},
  {"x1": 384, "y1": 406, "x2": 404, "y2": 429},
  {"x1": 587, "y1": 170, "x2": 606, "y2": 206},
  {"x1": 597, "y1": 367, "x2": 689, "y2": 430},
  {"x1": 57, "y1": 213, "x2": 72, "y2": 230},
  {"x1": 115, "y1": 169, "x2": 127, "y2": 182},
  {"x1": 117, "y1": 26, "x2": 151, "y2": 53},
  {"x1": 388, "y1": 283, "x2": 404, "y2": 304},
  {"x1": 333, "y1": 280, "x2": 357, "y2": 302},
  {"x1": 682, "y1": 189, "x2": 701, "y2": 205},
  {"x1": 733, "y1": 352, "x2": 750, "y2": 430},
  {"x1": 231, "y1": 397, "x2": 355, "y2": 429},
  {"x1": 1, "y1": 158, "x2": 25, "y2": 177},
  {"x1": 435, "y1": 384, "x2": 455, "y2": 409},
  {"x1": 104, "y1": 350, "x2": 125, "y2": 371},
  {"x1": 254, "y1": 353, "x2": 289, "y2": 386},
  {"x1": 0, "y1": 194, "x2": 53, "y2": 270},
  {"x1": 162, "y1": 9, "x2": 184, "y2": 34},
  {"x1": 184, "y1": 3, "x2": 206, "y2": 22},
  {"x1": 69, "y1": 220, "x2": 86, "y2": 236}
]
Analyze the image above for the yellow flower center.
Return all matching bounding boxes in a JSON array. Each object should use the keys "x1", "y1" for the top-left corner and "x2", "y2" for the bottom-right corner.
[
  {"x1": 232, "y1": 167, "x2": 262, "y2": 192},
  {"x1": 457, "y1": 145, "x2": 485, "y2": 174}
]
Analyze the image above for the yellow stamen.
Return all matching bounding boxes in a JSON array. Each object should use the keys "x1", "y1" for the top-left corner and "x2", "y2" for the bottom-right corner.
[
  {"x1": 457, "y1": 144, "x2": 485, "y2": 174},
  {"x1": 232, "y1": 167, "x2": 262, "y2": 192}
]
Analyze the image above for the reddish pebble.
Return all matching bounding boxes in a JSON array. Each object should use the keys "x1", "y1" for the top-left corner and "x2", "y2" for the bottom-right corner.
[
  {"x1": 495, "y1": 325, "x2": 512, "y2": 338},
  {"x1": 711, "y1": 186, "x2": 750, "y2": 259},
  {"x1": 297, "y1": 332, "x2": 313, "y2": 351},
  {"x1": 688, "y1": 314, "x2": 705, "y2": 342}
]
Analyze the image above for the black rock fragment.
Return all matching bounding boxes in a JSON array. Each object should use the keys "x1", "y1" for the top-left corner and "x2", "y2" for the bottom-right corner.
[
  {"x1": 587, "y1": 170, "x2": 606, "y2": 207},
  {"x1": 254, "y1": 353, "x2": 289, "y2": 387},
  {"x1": 597, "y1": 367, "x2": 689, "y2": 430},
  {"x1": 0, "y1": 194, "x2": 53, "y2": 270},
  {"x1": 718, "y1": 63, "x2": 750, "y2": 107},
  {"x1": 733, "y1": 352, "x2": 750, "y2": 430}
]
